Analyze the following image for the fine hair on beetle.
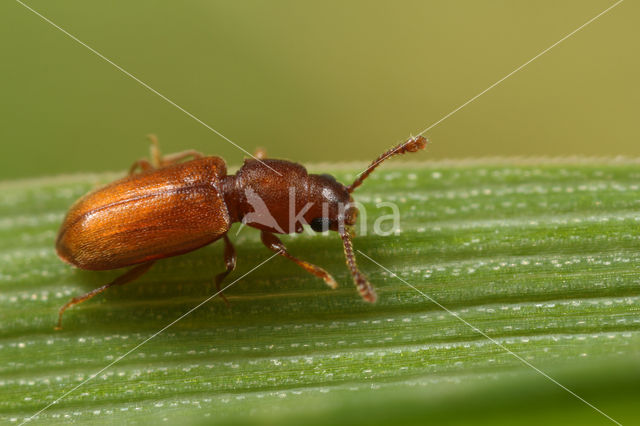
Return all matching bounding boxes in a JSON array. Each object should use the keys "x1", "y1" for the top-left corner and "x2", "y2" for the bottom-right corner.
[{"x1": 54, "y1": 134, "x2": 428, "y2": 329}]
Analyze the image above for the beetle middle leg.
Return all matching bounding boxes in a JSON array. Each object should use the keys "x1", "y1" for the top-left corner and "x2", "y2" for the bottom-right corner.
[
  {"x1": 160, "y1": 150, "x2": 204, "y2": 166},
  {"x1": 129, "y1": 159, "x2": 154, "y2": 175},
  {"x1": 130, "y1": 135, "x2": 204, "y2": 174},
  {"x1": 260, "y1": 231, "x2": 338, "y2": 289},
  {"x1": 55, "y1": 261, "x2": 155, "y2": 330},
  {"x1": 214, "y1": 234, "x2": 237, "y2": 307},
  {"x1": 147, "y1": 133, "x2": 204, "y2": 167}
]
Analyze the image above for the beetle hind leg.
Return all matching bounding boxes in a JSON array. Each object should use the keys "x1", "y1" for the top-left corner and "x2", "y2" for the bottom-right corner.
[
  {"x1": 55, "y1": 261, "x2": 155, "y2": 330},
  {"x1": 260, "y1": 231, "x2": 338, "y2": 290},
  {"x1": 128, "y1": 134, "x2": 159, "y2": 175},
  {"x1": 214, "y1": 234, "x2": 237, "y2": 307}
]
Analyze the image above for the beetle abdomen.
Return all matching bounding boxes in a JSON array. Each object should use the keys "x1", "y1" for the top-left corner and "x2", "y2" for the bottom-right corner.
[{"x1": 56, "y1": 157, "x2": 230, "y2": 270}]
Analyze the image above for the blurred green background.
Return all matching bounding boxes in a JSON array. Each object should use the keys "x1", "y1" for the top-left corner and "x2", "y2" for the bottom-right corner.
[{"x1": 0, "y1": 0, "x2": 637, "y2": 180}]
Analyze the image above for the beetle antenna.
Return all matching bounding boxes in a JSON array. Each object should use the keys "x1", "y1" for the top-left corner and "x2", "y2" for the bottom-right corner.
[
  {"x1": 348, "y1": 135, "x2": 428, "y2": 193},
  {"x1": 340, "y1": 229, "x2": 377, "y2": 302}
]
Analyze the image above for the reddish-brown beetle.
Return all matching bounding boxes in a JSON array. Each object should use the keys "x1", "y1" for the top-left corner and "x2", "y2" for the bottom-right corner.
[{"x1": 55, "y1": 135, "x2": 427, "y2": 329}]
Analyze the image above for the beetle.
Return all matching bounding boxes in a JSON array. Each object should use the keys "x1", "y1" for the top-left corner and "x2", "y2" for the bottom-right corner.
[{"x1": 55, "y1": 135, "x2": 427, "y2": 329}]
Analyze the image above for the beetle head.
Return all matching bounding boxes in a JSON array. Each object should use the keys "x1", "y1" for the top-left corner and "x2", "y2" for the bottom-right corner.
[
  {"x1": 304, "y1": 173, "x2": 357, "y2": 233},
  {"x1": 305, "y1": 135, "x2": 428, "y2": 303}
]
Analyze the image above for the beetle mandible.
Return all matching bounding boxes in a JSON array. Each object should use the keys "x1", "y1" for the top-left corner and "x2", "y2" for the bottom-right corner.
[{"x1": 55, "y1": 135, "x2": 427, "y2": 329}]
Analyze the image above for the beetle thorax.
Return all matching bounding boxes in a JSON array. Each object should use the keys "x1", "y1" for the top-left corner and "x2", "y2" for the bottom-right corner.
[{"x1": 223, "y1": 159, "x2": 352, "y2": 234}]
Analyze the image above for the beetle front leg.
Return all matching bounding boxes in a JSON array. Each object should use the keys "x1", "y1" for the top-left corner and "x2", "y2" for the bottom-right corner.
[
  {"x1": 214, "y1": 234, "x2": 237, "y2": 306},
  {"x1": 55, "y1": 261, "x2": 155, "y2": 330},
  {"x1": 260, "y1": 231, "x2": 338, "y2": 289},
  {"x1": 253, "y1": 147, "x2": 267, "y2": 160}
]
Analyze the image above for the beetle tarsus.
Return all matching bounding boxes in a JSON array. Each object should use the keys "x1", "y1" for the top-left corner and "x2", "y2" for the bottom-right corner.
[
  {"x1": 260, "y1": 231, "x2": 338, "y2": 290},
  {"x1": 253, "y1": 147, "x2": 267, "y2": 160},
  {"x1": 55, "y1": 261, "x2": 155, "y2": 330},
  {"x1": 146, "y1": 134, "x2": 162, "y2": 168},
  {"x1": 214, "y1": 234, "x2": 237, "y2": 308}
]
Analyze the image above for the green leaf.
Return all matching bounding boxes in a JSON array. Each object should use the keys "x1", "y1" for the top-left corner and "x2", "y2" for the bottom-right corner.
[{"x1": 1, "y1": 161, "x2": 639, "y2": 425}]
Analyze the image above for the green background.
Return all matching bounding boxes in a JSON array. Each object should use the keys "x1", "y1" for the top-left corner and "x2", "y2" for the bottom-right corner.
[{"x1": 1, "y1": 0, "x2": 638, "y2": 180}]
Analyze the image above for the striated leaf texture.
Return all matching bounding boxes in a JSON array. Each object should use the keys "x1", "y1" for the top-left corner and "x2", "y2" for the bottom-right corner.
[{"x1": 1, "y1": 161, "x2": 639, "y2": 425}]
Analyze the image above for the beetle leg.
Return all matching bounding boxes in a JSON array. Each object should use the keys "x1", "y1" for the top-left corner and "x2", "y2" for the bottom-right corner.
[
  {"x1": 128, "y1": 159, "x2": 154, "y2": 175},
  {"x1": 160, "y1": 150, "x2": 204, "y2": 167},
  {"x1": 214, "y1": 234, "x2": 237, "y2": 307},
  {"x1": 132, "y1": 134, "x2": 203, "y2": 173},
  {"x1": 129, "y1": 134, "x2": 160, "y2": 174},
  {"x1": 146, "y1": 134, "x2": 198, "y2": 167},
  {"x1": 253, "y1": 147, "x2": 267, "y2": 160},
  {"x1": 55, "y1": 261, "x2": 155, "y2": 330},
  {"x1": 260, "y1": 231, "x2": 338, "y2": 289},
  {"x1": 147, "y1": 134, "x2": 162, "y2": 168}
]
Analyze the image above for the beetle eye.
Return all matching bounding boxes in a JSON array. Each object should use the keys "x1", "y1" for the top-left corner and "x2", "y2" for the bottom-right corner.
[{"x1": 310, "y1": 217, "x2": 331, "y2": 232}]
